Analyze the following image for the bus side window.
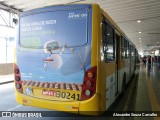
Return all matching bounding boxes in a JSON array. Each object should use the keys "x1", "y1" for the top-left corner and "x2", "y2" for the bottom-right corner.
[
  {"x1": 131, "y1": 45, "x2": 135, "y2": 58},
  {"x1": 121, "y1": 37, "x2": 126, "y2": 59},
  {"x1": 102, "y1": 20, "x2": 115, "y2": 62},
  {"x1": 126, "y1": 41, "x2": 130, "y2": 58}
]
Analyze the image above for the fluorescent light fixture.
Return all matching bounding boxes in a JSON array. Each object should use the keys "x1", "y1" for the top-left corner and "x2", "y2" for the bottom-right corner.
[
  {"x1": 155, "y1": 50, "x2": 159, "y2": 55},
  {"x1": 138, "y1": 31, "x2": 141, "y2": 33},
  {"x1": 139, "y1": 38, "x2": 141, "y2": 39},
  {"x1": 137, "y1": 20, "x2": 141, "y2": 23}
]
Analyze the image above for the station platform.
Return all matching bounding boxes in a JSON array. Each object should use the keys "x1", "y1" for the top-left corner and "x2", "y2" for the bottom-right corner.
[
  {"x1": 0, "y1": 74, "x2": 14, "y2": 84},
  {"x1": 135, "y1": 63, "x2": 160, "y2": 111}
]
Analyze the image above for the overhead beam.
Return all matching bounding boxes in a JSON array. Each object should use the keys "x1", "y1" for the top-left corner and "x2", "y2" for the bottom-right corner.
[
  {"x1": 0, "y1": 2, "x2": 22, "y2": 14},
  {"x1": 0, "y1": 23, "x2": 14, "y2": 28}
]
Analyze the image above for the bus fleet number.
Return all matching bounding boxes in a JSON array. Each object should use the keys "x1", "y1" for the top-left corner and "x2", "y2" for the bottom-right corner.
[{"x1": 56, "y1": 91, "x2": 80, "y2": 100}]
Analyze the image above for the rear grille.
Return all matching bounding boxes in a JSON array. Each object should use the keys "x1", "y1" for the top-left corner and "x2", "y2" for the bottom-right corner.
[{"x1": 22, "y1": 80, "x2": 82, "y2": 91}]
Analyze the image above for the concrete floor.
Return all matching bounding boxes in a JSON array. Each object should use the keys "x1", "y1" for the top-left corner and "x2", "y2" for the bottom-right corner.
[
  {"x1": 0, "y1": 64, "x2": 160, "y2": 120},
  {"x1": 133, "y1": 64, "x2": 160, "y2": 120},
  {"x1": 0, "y1": 74, "x2": 14, "y2": 84}
]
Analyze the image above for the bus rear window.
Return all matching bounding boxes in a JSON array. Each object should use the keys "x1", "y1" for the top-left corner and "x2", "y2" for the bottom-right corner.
[{"x1": 19, "y1": 9, "x2": 89, "y2": 48}]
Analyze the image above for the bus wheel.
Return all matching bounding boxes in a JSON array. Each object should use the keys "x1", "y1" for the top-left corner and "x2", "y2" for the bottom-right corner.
[{"x1": 122, "y1": 75, "x2": 126, "y2": 96}]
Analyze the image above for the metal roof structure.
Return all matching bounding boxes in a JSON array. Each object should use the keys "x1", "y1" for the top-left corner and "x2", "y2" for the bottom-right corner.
[{"x1": 0, "y1": 0, "x2": 160, "y2": 54}]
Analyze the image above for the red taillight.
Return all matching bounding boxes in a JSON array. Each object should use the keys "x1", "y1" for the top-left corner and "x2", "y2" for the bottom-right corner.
[
  {"x1": 84, "y1": 80, "x2": 93, "y2": 87},
  {"x1": 81, "y1": 66, "x2": 97, "y2": 100},
  {"x1": 14, "y1": 64, "x2": 23, "y2": 93},
  {"x1": 15, "y1": 69, "x2": 19, "y2": 74},
  {"x1": 87, "y1": 71, "x2": 94, "y2": 79},
  {"x1": 15, "y1": 76, "x2": 20, "y2": 81}
]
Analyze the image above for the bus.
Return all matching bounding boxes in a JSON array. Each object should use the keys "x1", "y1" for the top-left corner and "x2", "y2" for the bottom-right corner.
[{"x1": 14, "y1": 3, "x2": 137, "y2": 115}]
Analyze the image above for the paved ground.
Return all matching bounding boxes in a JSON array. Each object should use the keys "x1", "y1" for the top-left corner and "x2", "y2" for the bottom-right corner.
[
  {"x1": 0, "y1": 64, "x2": 160, "y2": 120},
  {"x1": 0, "y1": 74, "x2": 14, "y2": 84}
]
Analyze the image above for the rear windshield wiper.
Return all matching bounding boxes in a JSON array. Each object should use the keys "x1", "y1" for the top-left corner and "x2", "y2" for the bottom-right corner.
[{"x1": 60, "y1": 44, "x2": 67, "y2": 56}]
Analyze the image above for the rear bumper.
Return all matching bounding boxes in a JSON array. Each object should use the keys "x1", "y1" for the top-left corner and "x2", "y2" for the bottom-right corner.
[{"x1": 15, "y1": 91, "x2": 101, "y2": 115}]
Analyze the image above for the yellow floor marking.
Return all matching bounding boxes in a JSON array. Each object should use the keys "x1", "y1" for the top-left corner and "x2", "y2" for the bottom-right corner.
[{"x1": 146, "y1": 76, "x2": 160, "y2": 120}]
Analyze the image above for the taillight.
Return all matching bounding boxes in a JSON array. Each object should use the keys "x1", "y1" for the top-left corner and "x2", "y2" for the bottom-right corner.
[
  {"x1": 87, "y1": 71, "x2": 94, "y2": 79},
  {"x1": 15, "y1": 69, "x2": 19, "y2": 74},
  {"x1": 15, "y1": 76, "x2": 20, "y2": 81},
  {"x1": 16, "y1": 83, "x2": 21, "y2": 89},
  {"x1": 84, "y1": 89, "x2": 92, "y2": 96},
  {"x1": 14, "y1": 64, "x2": 23, "y2": 93},
  {"x1": 81, "y1": 66, "x2": 97, "y2": 100},
  {"x1": 84, "y1": 80, "x2": 93, "y2": 87}
]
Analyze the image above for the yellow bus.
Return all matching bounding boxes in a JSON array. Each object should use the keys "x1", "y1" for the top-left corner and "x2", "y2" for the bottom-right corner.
[{"x1": 14, "y1": 3, "x2": 137, "y2": 115}]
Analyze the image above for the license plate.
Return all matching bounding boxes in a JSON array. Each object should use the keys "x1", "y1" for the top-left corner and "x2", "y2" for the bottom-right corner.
[{"x1": 42, "y1": 90, "x2": 80, "y2": 100}]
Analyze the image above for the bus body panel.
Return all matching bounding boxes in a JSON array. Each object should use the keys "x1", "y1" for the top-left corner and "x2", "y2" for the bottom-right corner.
[
  {"x1": 15, "y1": 4, "x2": 101, "y2": 115},
  {"x1": 90, "y1": 4, "x2": 103, "y2": 112},
  {"x1": 16, "y1": 4, "x2": 93, "y2": 102},
  {"x1": 130, "y1": 57, "x2": 135, "y2": 76},
  {"x1": 118, "y1": 67, "x2": 125, "y2": 93},
  {"x1": 14, "y1": 3, "x2": 137, "y2": 116},
  {"x1": 125, "y1": 58, "x2": 130, "y2": 83},
  {"x1": 100, "y1": 6, "x2": 137, "y2": 112},
  {"x1": 15, "y1": 90, "x2": 100, "y2": 115}
]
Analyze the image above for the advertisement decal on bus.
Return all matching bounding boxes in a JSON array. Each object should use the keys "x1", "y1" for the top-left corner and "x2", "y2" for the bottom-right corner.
[{"x1": 16, "y1": 6, "x2": 93, "y2": 101}]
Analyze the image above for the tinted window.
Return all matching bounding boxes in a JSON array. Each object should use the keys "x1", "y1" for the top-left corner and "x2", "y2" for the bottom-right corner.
[
  {"x1": 20, "y1": 9, "x2": 89, "y2": 48},
  {"x1": 126, "y1": 41, "x2": 130, "y2": 58},
  {"x1": 131, "y1": 45, "x2": 135, "y2": 57},
  {"x1": 121, "y1": 37, "x2": 126, "y2": 59},
  {"x1": 102, "y1": 19, "x2": 115, "y2": 62}
]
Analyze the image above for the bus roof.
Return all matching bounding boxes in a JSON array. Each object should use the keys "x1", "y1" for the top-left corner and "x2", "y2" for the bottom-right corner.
[
  {"x1": 20, "y1": 3, "x2": 136, "y2": 48},
  {"x1": 20, "y1": 4, "x2": 92, "y2": 16}
]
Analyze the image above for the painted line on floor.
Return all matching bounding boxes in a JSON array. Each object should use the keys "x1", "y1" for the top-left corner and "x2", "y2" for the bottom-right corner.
[
  {"x1": 146, "y1": 76, "x2": 160, "y2": 120},
  {"x1": 7, "y1": 105, "x2": 22, "y2": 111}
]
